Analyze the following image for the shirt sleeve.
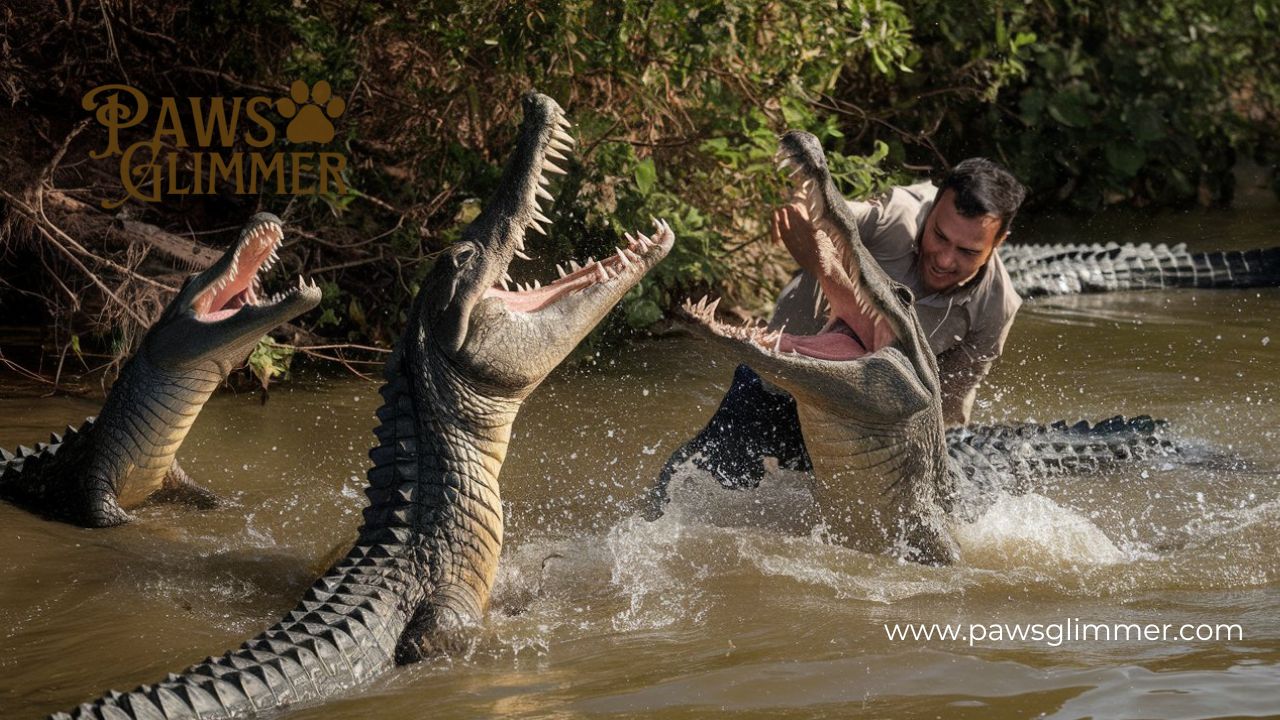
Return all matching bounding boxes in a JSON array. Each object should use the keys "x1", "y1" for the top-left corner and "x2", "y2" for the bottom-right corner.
[
  {"x1": 936, "y1": 300, "x2": 1019, "y2": 426},
  {"x1": 845, "y1": 187, "x2": 921, "y2": 262}
]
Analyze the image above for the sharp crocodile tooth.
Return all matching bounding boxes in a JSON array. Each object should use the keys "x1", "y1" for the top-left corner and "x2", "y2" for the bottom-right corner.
[
  {"x1": 774, "y1": 324, "x2": 787, "y2": 352},
  {"x1": 528, "y1": 220, "x2": 547, "y2": 235},
  {"x1": 503, "y1": 272, "x2": 513, "y2": 285},
  {"x1": 538, "y1": 175, "x2": 551, "y2": 187},
  {"x1": 533, "y1": 279, "x2": 541, "y2": 289},
  {"x1": 556, "y1": 263, "x2": 567, "y2": 278},
  {"x1": 624, "y1": 248, "x2": 642, "y2": 262},
  {"x1": 500, "y1": 277, "x2": 510, "y2": 291},
  {"x1": 548, "y1": 136, "x2": 573, "y2": 152},
  {"x1": 615, "y1": 247, "x2": 632, "y2": 268},
  {"x1": 514, "y1": 248, "x2": 532, "y2": 260},
  {"x1": 543, "y1": 159, "x2": 567, "y2": 175},
  {"x1": 707, "y1": 297, "x2": 721, "y2": 316},
  {"x1": 778, "y1": 157, "x2": 792, "y2": 170},
  {"x1": 594, "y1": 262, "x2": 608, "y2": 283},
  {"x1": 545, "y1": 146, "x2": 568, "y2": 161},
  {"x1": 532, "y1": 210, "x2": 552, "y2": 225},
  {"x1": 536, "y1": 185, "x2": 554, "y2": 201},
  {"x1": 569, "y1": 259, "x2": 581, "y2": 272}
]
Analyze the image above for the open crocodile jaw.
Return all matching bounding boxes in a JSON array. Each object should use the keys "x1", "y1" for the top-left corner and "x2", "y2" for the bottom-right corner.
[
  {"x1": 679, "y1": 131, "x2": 953, "y2": 565},
  {"x1": 52, "y1": 92, "x2": 676, "y2": 720},
  {"x1": 423, "y1": 92, "x2": 675, "y2": 396},
  {"x1": 141, "y1": 213, "x2": 322, "y2": 375}
]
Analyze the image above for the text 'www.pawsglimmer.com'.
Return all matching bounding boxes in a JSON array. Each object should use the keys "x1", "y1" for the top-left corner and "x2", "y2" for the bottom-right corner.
[{"x1": 884, "y1": 620, "x2": 1244, "y2": 647}]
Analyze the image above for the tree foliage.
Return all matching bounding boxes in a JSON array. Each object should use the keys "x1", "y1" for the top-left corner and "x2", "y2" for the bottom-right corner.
[{"x1": 1, "y1": 0, "x2": 1276, "y2": 364}]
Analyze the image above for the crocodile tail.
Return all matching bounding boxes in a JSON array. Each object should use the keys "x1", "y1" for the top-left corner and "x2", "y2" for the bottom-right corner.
[
  {"x1": 52, "y1": 545, "x2": 421, "y2": 720},
  {"x1": 0, "y1": 418, "x2": 94, "y2": 505},
  {"x1": 1000, "y1": 242, "x2": 1280, "y2": 297},
  {"x1": 948, "y1": 415, "x2": 1178, "y2": 492},
  {"x1": 52, "y1": 375, "x2": 424, "y2": 719}
]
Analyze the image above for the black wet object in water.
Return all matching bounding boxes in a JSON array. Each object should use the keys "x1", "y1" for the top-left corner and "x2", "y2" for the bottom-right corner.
[{"x1": 647, "y1": 364, "x2": 812, "y2": 519}]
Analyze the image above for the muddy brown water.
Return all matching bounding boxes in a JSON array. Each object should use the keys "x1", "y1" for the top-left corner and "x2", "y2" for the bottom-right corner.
[{"x1": 2, "y1": 206, "x2": 1279, "y2": 719}]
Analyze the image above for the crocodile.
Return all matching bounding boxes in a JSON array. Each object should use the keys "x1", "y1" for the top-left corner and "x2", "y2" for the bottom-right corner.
[
  {"x1": 646, "y1": 361, "x2": 1178, "y2": 515},
  {"x1": 1, "y1": 214, "x2": 321, "y2": 527},
  {"x1": 671, "y1": 131, "x2": 1179, "y2": 564},
  {"x1": 999, "y1": 241, "x2": 1280, "y2": 298},
  {"x1": 55, "y1": 92, "x2": 675, "y2": 720}
]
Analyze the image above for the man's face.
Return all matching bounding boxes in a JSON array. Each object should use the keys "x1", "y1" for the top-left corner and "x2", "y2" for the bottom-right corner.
[{"x1": 917, "y1": 189, "x2": 1006, "y2": 294}]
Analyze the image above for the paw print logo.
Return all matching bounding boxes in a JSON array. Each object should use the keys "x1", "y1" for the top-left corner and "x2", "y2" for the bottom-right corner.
[{"x1": 276, "y1": 80, "x2": 346, "y2": 144}]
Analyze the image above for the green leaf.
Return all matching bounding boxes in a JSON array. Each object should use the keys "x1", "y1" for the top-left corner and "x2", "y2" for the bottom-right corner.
[
  {"x1": 1019, "y1": 89, "x2": 1046, "y2": 124},
  {"x1": 1127, "y1": 103, "x2": 1166, "y2": 143},
  {"x1": 1105, "y1": 143, "x2": 1146, "y2": 177},
  {"x1": 248, "y1": 338, "x2": 295, "y2": 391},
  {"x1": 625, "y1": 298, "x2": 663, "y2": 329},
  {"x1": 1047, "y1": 90, "x2": 1092, "y2": 128},
  {"x1": 634, "y1": 157, "x2": 656, "y2": 196}
]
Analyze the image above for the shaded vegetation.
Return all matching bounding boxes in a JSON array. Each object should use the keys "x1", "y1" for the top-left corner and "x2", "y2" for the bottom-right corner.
[{"x1": 0, "y1": 0, "x2": 1276, "y2": 380}]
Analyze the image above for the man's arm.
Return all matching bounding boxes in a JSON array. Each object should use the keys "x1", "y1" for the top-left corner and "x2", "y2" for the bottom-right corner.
[
  {"x1": 936, "y1": 299, "x2": 1019, "y2": 426},
  {"x1": 936, "y1": 346, "x2": 994, "y2": 427}
]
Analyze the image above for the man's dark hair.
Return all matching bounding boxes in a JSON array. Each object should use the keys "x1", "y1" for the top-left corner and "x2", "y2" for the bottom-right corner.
[{"x1": 937, "y1": 158, "x2": 1027, "y2": 237}]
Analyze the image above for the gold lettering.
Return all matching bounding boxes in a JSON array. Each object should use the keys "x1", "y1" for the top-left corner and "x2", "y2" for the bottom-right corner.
[
  {"x1": 82, "y1": 84, "x2": 150, "y2": 159},
  {"x1": 210, "y1": 153, "x2": 244, "y2": 194},
  {"x1": 250, "y1": 153, "x2": 285, "y2": 194},
  {"x1": 318, "y1": 153, "x2": 348, "y2": 195},
  {"x1": 243, "y1": 97, "x2": 276, "y2": 148},
  {"x1": 291, "y1": 152, "x2": 316, "y2": 194},
  {"x1": 105, "y1": 139, "x2": 163, "y2": 208},
  {"x1": 154, "y1": 97, "x2": 188, "y2": 147},
  {"x1": 191, "y1": 97, "x2": 242, "y2": 147},
  {"x1": 166, "y1": 152, "x2": 190, "y2": 194}
]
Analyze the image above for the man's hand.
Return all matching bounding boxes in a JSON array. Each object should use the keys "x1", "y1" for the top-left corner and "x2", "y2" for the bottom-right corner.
[
  {"x1": 772, "y1": 203, "x2": 824, "y2": 278},
  {"x1": 773, "y1": 203, "x2": 843, "y2": 278}
]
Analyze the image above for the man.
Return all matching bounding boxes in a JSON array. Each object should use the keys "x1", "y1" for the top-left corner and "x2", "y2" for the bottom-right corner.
[
  {"x1": 649, "y1": 158, "x2": 1026, "y2": 511},
  {"x1": 772, "y1": 157, "x2": 1026, "y2": 425}
]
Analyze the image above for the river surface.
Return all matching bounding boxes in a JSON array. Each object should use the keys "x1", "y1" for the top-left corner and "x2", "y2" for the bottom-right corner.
[{"x1": 2, "y1": 206, "x2": 1279, "y2": 719}]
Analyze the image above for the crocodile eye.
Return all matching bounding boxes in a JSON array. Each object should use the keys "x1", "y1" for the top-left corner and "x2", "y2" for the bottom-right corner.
[
  {"x1": 893, "y1": 284, "x2": 914, "y2": 306},
  {"x1": 451, "y1": 242, "x2": 477, "y2": 268}
]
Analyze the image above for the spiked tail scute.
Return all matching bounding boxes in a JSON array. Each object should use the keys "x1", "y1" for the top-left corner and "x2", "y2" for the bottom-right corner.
[
  {"x1": 1001, "y1": 243, "x2": 1280, "y2": 297},
  {"x1": 948, "y1": 415, "x2": 1178, "y2": 495},
  {"x1": 1, "y1": 416, "x2": 97, "y2": 510}
]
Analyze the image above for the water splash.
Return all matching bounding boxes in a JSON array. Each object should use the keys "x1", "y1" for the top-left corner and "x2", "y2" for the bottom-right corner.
[{"x1": 951, "y1": 493, "x2": 1128, "y2": 569}]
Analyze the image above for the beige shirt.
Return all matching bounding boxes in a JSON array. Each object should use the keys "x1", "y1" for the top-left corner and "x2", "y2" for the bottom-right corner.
[{"x1": 770, "y1": 181, "x2": 1022, "y2": 425}]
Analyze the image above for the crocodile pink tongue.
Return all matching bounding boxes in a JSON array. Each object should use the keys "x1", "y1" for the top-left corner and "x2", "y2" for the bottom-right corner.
[{"x1": 779, "y1": 331, "x2": 868, "y2": 360}]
